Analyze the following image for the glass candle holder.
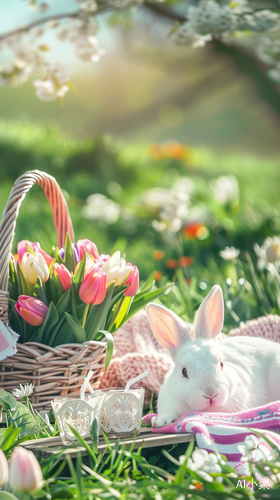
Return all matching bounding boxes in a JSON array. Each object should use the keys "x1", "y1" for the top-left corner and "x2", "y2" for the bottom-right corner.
[
  {"x1": 52, "y1": 393, "x2": 104, "y2": 445},
  {"x1": 99, "y1": 387, "x2": 145, "y2": 436}
]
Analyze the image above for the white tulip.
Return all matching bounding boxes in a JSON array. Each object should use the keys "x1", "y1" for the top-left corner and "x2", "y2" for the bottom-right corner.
[
  {"x1": 9, "y1": 447, "x2": 43, "y2": 492},
  {"x1": 102, "y1": 251, "x2": 131, "y2": 286},
  {"x1": 20, "y1": 252, "x2": 49, "y2": 285}
]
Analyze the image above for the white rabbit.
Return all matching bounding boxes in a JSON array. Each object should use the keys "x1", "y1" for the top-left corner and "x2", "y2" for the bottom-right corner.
[{"x1": 146, "y1": 285, "x2": 280, "y2": 427}]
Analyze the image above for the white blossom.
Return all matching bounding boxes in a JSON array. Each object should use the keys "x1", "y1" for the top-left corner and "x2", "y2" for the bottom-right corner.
[
  {"x1": 12, "y1": 383, "x2": 34, "y2": 399},
  {"x1": 254, "y1": 236, "x2": 280, "y2": 270},
  {"x1": 75, "y1": 35, "x2": 105, "y2": 62},
  {"x1": 34, "y1": 64, "x2": 71, "y2": 101},
  {"x1": 172, "y1": 23, "x2": 212, "y2": 48},
  {"x1": 79, "y1": 1, "x2": 98, "y2": 13},
  {"x1": 188, "y1": 1, "x2": 235, "y2": 37},
  {"x1": 82, "y1": 194, "x2": 120, "y2": 224},
  {"x1": 236, "y1": 10, "x2": 280, "y2": 32},
  {"x1": 219, "y1": 246, "x2": 240, "y2": 261},
  {"x1": 211, "y1": 175, "x2": 239, "y2": 205}
]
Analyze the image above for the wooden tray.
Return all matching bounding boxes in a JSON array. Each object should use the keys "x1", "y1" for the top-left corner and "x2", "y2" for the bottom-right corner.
[{"x1": 21, "y1": 428, "x2": 194, "y2": 459}]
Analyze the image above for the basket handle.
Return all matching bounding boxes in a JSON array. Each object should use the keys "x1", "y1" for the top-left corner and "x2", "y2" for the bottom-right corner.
[{"x1": 0, "y1": 170, "x2": 75, "y2": 323}]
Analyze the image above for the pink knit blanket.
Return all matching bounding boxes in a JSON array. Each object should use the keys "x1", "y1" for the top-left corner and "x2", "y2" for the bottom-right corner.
[{"x1": 142, "y1": 401, "x2": 280, "y2": 472}]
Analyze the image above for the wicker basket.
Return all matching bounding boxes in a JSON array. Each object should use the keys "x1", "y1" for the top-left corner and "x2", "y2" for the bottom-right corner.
[{"x1": 0, "y1": 170, "x2": 107, "y2": 409}]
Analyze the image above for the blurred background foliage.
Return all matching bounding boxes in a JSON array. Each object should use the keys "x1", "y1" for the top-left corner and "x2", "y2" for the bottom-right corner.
[{"x1": 0, "y1": 119, "x2": 280, "y2": 333}]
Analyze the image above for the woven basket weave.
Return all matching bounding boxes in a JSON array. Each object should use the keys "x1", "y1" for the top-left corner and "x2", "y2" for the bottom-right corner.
[{"x1": 0, "y1": 170, "x2": 107, "y2": 409}]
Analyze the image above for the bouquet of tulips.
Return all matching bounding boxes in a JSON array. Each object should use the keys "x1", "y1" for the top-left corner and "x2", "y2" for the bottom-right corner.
[{"x1": 8, "y1": 233, "x2": 171, "y2": 364}]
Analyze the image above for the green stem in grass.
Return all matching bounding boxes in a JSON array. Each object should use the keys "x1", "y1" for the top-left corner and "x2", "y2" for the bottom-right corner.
[{"x1": 81, "y1": 303, "x2": 90, "y2": 328}]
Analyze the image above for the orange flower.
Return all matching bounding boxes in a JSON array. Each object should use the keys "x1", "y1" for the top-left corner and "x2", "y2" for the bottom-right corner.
[
  {"x1": 182, "y1": 222, "x2": 207, "y2": 240},
  {"x1": 194, "y1": 482, "x2": 204, "y2": 491},
  {"x1": 166, "y1": 259, "x2": 178, "y2": 269},
  {"x1": 155, "y1": 271, "x2": 162, "y2": 281},
  {"x1": 178, "y1": 256, "x2": 194, "y2": 267},
  {"x1": 153, "y1": 250, "x2": 165, "y2": 261},
  {"x1": 149, "y1": 143, "x2": 192, "y2": 161}
]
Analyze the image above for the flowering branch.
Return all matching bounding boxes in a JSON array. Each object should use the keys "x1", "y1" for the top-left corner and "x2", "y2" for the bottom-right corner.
[
  {"x1": 0, "y1": 0, "x2": 280, "y2": 102},
  {"x1": 0, "y1": 5, "x2": 112, "y2": 42}
]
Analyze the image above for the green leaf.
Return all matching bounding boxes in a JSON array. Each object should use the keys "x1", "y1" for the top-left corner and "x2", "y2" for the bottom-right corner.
[
  {"x1": 90, "y1": 417, "x2": 99, "y2": 455},
  {"x1": 64, "y1": 231, "x2": 76, "y2": 273},
  {"x1": 99, "y1": 330, "x2": 114, "y2": 371},
  {"x1": 73, "y1": 253, "x2": 86, "y2": 284},
  {"x1": 0, "y1": 389, "x2": 17, "y2": 411},
  {"x1": 68, "y1": 425, "x2": 97, "y2": 462},
  {"x1": 17, "y1": 263, "x2": 28, "y2": 296},
  {"x1": 6, "y1": 401, "x2": 38, "y2": 437},
  {"x1": 25, "y1": 243, "x2": 36, "y2": 257},
  {"x1": 85, "y1": 283, "x2": 115, "y2": 340},
  {"x1": 52, "y1": 322, "x2": 77, "y2": 346},
  {"x1": 56, "y1": 289, "x2": 71, "y2": 315},
  {"x1": 53, "y1": 270, "x2": 64, "y2": 298},
  {"x1": 65, "y1": 312, "x2": 86, "y2": 343},
  {"x1": 140, "y1": 272, "x2": 156, "y2": 292},
  {"x1": 120, "y1": 283, "x2": 174, "y2": 327},
  {"x1": 30, "y1": 301, "x2": 59, "y2": 344},
  {"x1": 54, "y1": 246, "x2": 63, "y2": 264},
  {"x1": 34, "y1": 276, "x2": 49, "y2": 306},
  {"x1": 47, "y1": 315, "x2": 67, "y2": 347},
  {"x1": 111, "y1": 296, "x2": 132, "y2": 331},
  {"x1": 0, "y1": 425, "x2": 21, "y2": 452}
]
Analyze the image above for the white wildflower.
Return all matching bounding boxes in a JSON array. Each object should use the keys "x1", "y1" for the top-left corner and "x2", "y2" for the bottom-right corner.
[
  {"x1": 182, "y1": 448, "x2": 224, "y2": 481},
  {"x1": 75, "y1": 35, "x2": 105, "y2": 62},
  {"x1": 12, "y1": 383, "x2": 34, "y2": 399},
  {"x1": 237, "y1": 434, "x2": 275, "y2": 462},
  {"x1": 151, "y1": 220, "x2": 167, "y2": 233},
  {"x1": 254, "y1": 236, "x2": 280, "y2": 270},
  {"x1": 219, "y1": 246, "x2": 240, "y2": 261},
  {"x1": 188, "y1": 0, "x2": 235, "y2": 37},
  {"x1": 82, "y1": 194, "x2": 120, "y2": 224},
  {"x1": 211, "y1": 175, "x2": 239, "y2": 205},
  {"x1": 159, "y1": 202, "x2": 189, "y2": 233}
]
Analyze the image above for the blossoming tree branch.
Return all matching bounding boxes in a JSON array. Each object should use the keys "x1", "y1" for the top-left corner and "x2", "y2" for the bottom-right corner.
[{"x1": 0, "y1": 0, "x2": 280, "y2": 101}]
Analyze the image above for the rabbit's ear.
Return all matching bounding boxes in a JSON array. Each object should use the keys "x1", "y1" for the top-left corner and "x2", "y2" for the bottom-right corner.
[
  {"x1": 146, "y1": 303, "x2": 192, "y2": 360},
  {"x1": 194, "y1": 285, "x2": 224, "y2": 339}
]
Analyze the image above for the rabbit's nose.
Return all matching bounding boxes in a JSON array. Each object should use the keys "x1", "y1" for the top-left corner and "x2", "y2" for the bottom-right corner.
[
  {"x1": 204, "y1": 392, "x2": 218, "y2": 400},
  {"x1": 204, "y1": 387, "x2": 218, "y2": 399}
]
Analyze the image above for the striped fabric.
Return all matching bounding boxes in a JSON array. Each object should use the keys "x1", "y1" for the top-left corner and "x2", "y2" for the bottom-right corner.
[{"x1": 142, "y1": 401, "x2": 280, "y2": 470}]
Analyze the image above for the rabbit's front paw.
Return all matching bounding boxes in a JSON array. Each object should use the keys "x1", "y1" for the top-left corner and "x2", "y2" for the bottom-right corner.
[{"x1": 155, "y1": 413, "x2": 178, "y2": 427}]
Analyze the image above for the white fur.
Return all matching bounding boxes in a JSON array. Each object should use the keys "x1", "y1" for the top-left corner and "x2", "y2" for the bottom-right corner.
[{"x1": 146, "y1": 285, "x2": 280, "y2": 427}]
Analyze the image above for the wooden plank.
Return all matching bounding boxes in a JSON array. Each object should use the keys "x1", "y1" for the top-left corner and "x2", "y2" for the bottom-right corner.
[{"x1": 21, "y1": 429, "x2": 194, "y2": 459}]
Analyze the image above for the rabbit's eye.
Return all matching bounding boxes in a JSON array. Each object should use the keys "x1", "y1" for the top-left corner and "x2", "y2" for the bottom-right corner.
[
  {"x1": 220, "y1": 361, "x2": 224, "y2": 370},
  {"x1": 182, "y1": 367, "x2": 188, "y2": 378}
]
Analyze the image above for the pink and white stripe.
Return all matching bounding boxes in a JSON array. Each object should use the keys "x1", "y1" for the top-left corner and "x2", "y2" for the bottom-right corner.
[{"x1": 142, "y1": 400, "x2": 280, "y2": 469}]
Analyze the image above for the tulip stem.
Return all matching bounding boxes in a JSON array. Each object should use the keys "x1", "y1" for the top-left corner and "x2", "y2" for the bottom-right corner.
[{"x1": 81, "y1": 303, "x2": 90, "y2": 328}]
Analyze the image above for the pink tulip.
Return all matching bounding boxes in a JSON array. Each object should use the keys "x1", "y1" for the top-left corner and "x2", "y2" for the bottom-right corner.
[
  {"x1": 79, "y1": 267, "x2": 107, "y2": 305},
  {"x1": 124, "y1": 265, "x2": 139, "y2": 297},
  {"x1": 53, "y1": 263, "x2": 72, "y2": 292},
  {"x1": 17, "y1": 240, "x2": 53, "y2": 267},
  {"x1": 15, "y1": 296, "x2": 48, "y2": 327},
  {"x1": 77, "y1": 239, "x2": 99, "y2": 260},
  {"x1": 0, "y1": 449, "x2": 8, "y2": 487},
  {"x1": 9, "y1": 446, "x2": 43, "y2": 492}
]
